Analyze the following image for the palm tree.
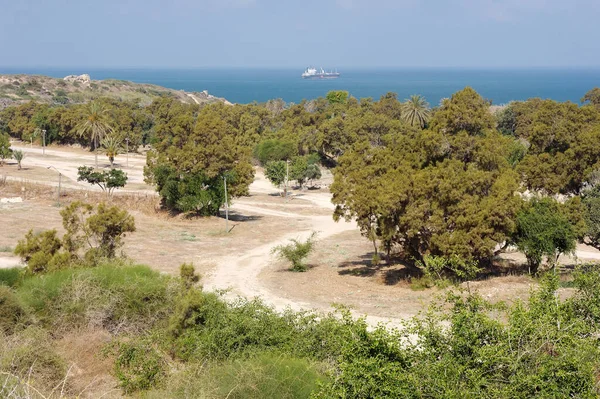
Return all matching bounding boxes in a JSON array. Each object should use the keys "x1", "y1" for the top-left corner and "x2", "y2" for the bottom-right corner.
[
  {"x1": 12, "y1": 150, "x2": 24, "y2": 170},
  {"x1": 401, "y1": 95, "x2": 431, "y2": 128},
  {"x1": 101, "y1": 134, "x2": 123, "y2": 168},
  {"x1": 76, "y1": 101, "x2": 113, "y2": 168}
]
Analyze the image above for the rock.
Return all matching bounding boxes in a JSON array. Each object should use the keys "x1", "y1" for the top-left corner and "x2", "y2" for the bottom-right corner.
[{"x1": 63, "y1": 74, "x2": 91, "y2": 85}]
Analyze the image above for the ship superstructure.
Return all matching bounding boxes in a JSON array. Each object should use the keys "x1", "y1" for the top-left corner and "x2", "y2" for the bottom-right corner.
[{"x1": 301, "y1": 67, "x2": 340, "y2": 79}]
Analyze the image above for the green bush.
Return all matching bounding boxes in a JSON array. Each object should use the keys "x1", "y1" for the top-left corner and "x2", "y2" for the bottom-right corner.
[
  {"x1": 112, "y1": 340, "x2": 167, "y2": 393},
  {"x1": 0, "y1": 267, "x2": 22, "y2": 288},
  {"x1": 16, "y1": 263, "x2": 176, "y2": 332},
  {"x1": 0, "y1": 286, "x2": 28, "y2": 334},
  {"x1": 271, "y1": 232, "x2": 318, "y2": 272},
  {"x1": 14, "y1": 229, "x2": 67, "y2": 274},
  {"x1": 208, "y1": 354, "x2": 327, "y2": 399}
]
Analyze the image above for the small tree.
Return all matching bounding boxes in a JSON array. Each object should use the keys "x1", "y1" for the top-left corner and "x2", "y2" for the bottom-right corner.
[
  {"x1": 0, "y1": 133, "x2": 11, "y2": 166},
  {"x1": 265, "y1": 160, "x2": 288, "y2": 197},
  {"x1": 101, "y1": 134, "x2": 123, "y2": 168},
  {"x1": 12, "y1": 150, "x2": 24, "y2": 170},
  {"x1": 512, "y1": 197, "x2": 577, "y2": 274},
  {"x1": 78, "y1": 166, "x2": 127, "y2": 196},
  {"x1": 271, "y1": 232, "x2": 318, "y2": 272}
]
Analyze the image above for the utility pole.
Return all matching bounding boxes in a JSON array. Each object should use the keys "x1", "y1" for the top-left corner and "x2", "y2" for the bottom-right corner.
[
  {"x1": 223, "y1": 174, "x2": 229, "y2": 233},
  {"x1": 42, "y1": 129, "x2": 46, "y2": 156},
  {"x1": 125, "y1": 137, "x2": 129, "y2": 168}
]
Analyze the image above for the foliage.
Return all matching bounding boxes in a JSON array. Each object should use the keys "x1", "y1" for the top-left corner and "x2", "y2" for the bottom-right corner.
[
  {"x1": 265, "y1": 160, "x2": 288, "y2": 193},
  {"x1": 271, "y1": 232, "x2": 318, "y2": 272},
  {"x1": 101, "y1": 134, "x2": 123, "y2": 167},
  {"x1": 60, "y1": 201, "x2": 136, "y2": 259},
  {"x1": 314, "y1": 273, "x2": 600, "y2": 398},
  {"x1": 12, "y1": 149, "x2": 24, "y2": 169},
  {"x1": 582, "y1": 87, "x2": 600, "y2": 106},
  {"x1": 0, "y1": 132, "x2": 11, "y2": 166},
  {"x1": 144, "y1": 101, "x2": 254, "y2": 214},
  {"x1": 581, "y1": 185, "x2": 600, "y2": 250},
  {"x1": 332, "y1": 88, "x2": 522, "y2": 266},
  {"x1": 326, "y1": 90, "x2": 349, "y2": 105},
  {"x1": 206, "y1": 354, "x2": 326, "y2": 399},
  {"x1": 289, "y1": 155, "x2": 321, "y2": 187},
  {"x1": 112, "y1": 340, "x2": 167, "y2": 393},
  {"x1": 416, "y1": 254, "x2": 481, "y2": 281},
  {"x1": 150, "y1": 165, "x2": 228, "y2": 215},
  {"x1": 179, "y1": 262, "x2": 200, "y2": 289},
  {"x1": 254, "y1": 138, "x2": 297, "y2": 165},
  {"x1": 77, "y1": 165, "x2": 128, "y2": 195},
  {"x1": 14, "y1": 229, "x2": 70, "y2": 274},
  {"x1": 401, "y1": 94, "x2": 431, "y2": 128},
  {"x1": 16, "y1": 263, "x2": 177, "y2": 332},
  {"x1": 0, "y1": 286, "x2": 28, "y2": 335},
  {"x1": 76, "y1": 101, "x2": 114, "y2": 168},
  {"x1": 511, "y1": 197, "x2": 577, "y2": 274},
  {"x1": 0, "y1": 268, "x2": 22, "y2": 288}
]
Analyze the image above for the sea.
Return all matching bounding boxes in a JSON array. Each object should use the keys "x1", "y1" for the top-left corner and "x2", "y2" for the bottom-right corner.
[{"x1": 1, "y1": 67, "x2": 599, "y2": 106}]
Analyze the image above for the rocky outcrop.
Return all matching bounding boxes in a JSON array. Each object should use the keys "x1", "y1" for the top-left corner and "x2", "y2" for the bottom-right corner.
[{"x1": 63, "y1": 74, "x2": 91, "y2": 85}]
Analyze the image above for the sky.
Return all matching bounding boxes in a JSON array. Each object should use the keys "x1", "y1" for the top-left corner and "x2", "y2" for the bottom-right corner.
[{"x1": 0, "y1": 0, "x2": 599, "y2": 68}]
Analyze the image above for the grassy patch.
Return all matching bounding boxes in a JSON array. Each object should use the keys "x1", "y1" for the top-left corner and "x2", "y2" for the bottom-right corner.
[{"x1": 0, "y1": 267, "x2": 23, "y2": 288}]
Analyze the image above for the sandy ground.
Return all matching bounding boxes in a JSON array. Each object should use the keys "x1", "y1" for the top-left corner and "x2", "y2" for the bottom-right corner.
[{"x1": 3, "y1": 141, "x2": 600, "y2": 328}]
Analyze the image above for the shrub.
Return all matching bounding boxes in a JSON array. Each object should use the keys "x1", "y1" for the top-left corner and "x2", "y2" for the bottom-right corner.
[
  {"x1": 0, "y1": 267, "x2": 22, "y2": 288},
  {"x1": 112, "y1": 340, "x2": 167, "y2": 393},
  {"x1": 0, "y1": 286, "x2": 28, "y2": 334},
  {"x1": 208, "y1": 354, "x2": 326, "y2": 399},
  {"x1": 179, "y1": 262, "x2": 200, "y2": 289},
  {"x1": 14, "y1": 229, "x2": 68, "y2": 274},
  {"x1": 77, "y1": 166, "x2": 128, "y2": 196},
  {"x1": 271, "y1": 232, "x2": 317, "y2": 272},
  {"x1": 16, "y1": 263, "x2": 176, "y2": 332}
]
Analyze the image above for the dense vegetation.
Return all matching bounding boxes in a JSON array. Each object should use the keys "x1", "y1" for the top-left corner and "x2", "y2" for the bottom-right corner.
[
  {"x1": 3, "y1": 260, "x2": 600, "y2": 397},
  {"x1": 2, "y1": 86, "x2": 600, "y2": 271}
]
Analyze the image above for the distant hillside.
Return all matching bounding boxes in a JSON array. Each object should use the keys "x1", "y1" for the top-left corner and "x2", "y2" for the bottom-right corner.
[{"x1": 0, "y1": 73, "x2": 231, "y2": 110}]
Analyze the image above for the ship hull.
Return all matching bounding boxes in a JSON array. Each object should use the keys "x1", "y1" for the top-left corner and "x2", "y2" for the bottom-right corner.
[{"x1": 302, "y1": 74, "x2": 340, "y2": 79}]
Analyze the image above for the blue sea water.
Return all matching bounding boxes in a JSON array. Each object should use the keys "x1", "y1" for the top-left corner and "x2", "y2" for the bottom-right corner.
[{"x1": 1, "y1": 67, "x2": 599, "y2": 105}]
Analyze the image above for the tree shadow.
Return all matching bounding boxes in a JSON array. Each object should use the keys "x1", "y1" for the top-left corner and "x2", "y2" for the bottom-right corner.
[
  {"x1": 219, "y1": 210, "x2": 263, "y2": 222},
  {"x1": 337, "y1": 252, "x2": 422, "y2": 285}
]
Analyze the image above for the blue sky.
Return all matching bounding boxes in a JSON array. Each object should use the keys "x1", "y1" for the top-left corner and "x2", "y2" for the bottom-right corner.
[{"x1": 0, "y1": 0, "x2": 598, "y2": 68}]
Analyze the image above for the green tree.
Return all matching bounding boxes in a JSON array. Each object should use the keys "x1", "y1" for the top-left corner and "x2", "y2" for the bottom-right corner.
[
  {"x1": 511, "y1": 197, "x2": 577, "y2": 274},
  {"x1": 582, "y1": 87, "x2": 600, "y2": 106},
  {"x1": 582, "y1": 185, "x2": 600, "y2": 250},
  {"x1": 77, "y1": 166, "x2": 127, "y2": 196},
  {"x1": 0, "y1": 133, "x2": 11, "y2": 166},
  {"x1": 145, "y1": 103, "x2": 254, "y2": 214},
  {"x1": 101, "y1": 134, "x2": 123, "y2": 168},
  {"x1": 12, "y1": 149, "x2": 24, "y2": 170},
  {"x1": 76, "y1": 101, "x2": 113, "y2": 168},
  {"x1": 429, "y1": 87, "x2": 495, "y2": 136},
  {"x1": 326, "y1": 90, "x2": 349, "y2": 105},
  {"x1": 401, "y1": 95, "x2": 431, "y2": 128},
  {"x1": 254, "y1": 139, "x2": 297, "y2": 165},
  {"x1": 265, "y1": 160, "x2": 288, "y2": 196}
]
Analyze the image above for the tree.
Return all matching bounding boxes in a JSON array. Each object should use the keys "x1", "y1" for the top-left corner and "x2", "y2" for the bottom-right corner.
[
  {"x1": 60, "y1": 201, "x2": 136, "y2": 260},
  {"x1": 582, "y1": 87, "x2": 600, "y2": 107},
  {"x1": 271, "y1": 232, "x2": 318, "y2": 272},
  {"x1": 511, "y1": 197, "x2": 577, "y2": 274},
  {"x1": 0, "y1": 133, "x2": 11, "y2": 166},
  {"x1": 12, "y1": 149, "x2": 24, "y2": 170},
  {"x1": 401, "y1": 95, "x2": 431, "y2": 128},
  {"x1": 77, "y1": 166, "x2": 127, "y2": 196},
  {"x1": 101, "y1": 134, "x2": 123, "y2": 167},
  {"x1": 289, "y1": 155, "x2": 321, "y2": 188},
  {"x1": 254, "y1": 139, "x2": 297, "y2": 165},
  {"x1": 429, "y1": 87, "x2": 495, "y2": 136},
  {"x1": 326, "y1": 91, "x2": 349, "y2": 105},
  {"x1": 265, "y1": 160, "x2": 288, "y2": 196},
  {"x1": 582, "y1": 185, "x2": 600, "y2": 250},
  {"x1": 76, "y1": 101, "x2": 113, "y2": 168},
  {"x1": 144, "y1": 103, "x2": 254, "y2": 215}
]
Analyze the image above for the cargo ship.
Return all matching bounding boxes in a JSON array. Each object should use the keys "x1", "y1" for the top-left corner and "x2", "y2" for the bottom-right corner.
[{"x1": 301, "y1": 67, "x2": 340, "y2": 79}]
